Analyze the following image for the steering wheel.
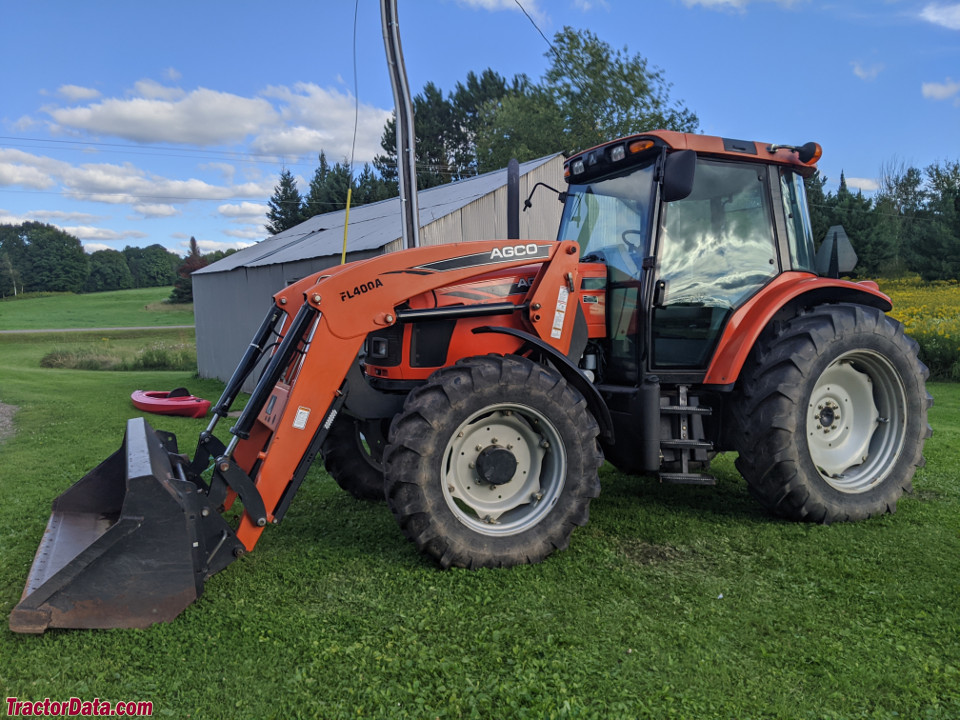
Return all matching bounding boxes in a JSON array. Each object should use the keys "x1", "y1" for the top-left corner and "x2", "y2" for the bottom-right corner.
[{"x1": 621, "y1": 229, "x2": 644, "y2": 251}]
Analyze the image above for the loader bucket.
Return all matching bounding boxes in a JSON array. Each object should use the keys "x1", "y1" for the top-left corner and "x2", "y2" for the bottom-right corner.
[{"x1": 9, "y1": 417, "x2": 244, "y2": 634}]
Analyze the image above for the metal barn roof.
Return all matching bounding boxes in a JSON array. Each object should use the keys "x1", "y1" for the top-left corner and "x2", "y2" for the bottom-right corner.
[{"x1": 197, "y1": 154, "x2": 560, "y2": 275}]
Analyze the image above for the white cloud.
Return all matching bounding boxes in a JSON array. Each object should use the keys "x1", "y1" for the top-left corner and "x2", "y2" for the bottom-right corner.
[
  {"x1": 0, "y1": 149, "x2": 273, "y2": 210},
  {"x1": 48, "y1": 88, "x2": 278, "y2": 146},
  {"x1": 852, "y1": 61, "x2": 883, "y2": 81},
  {"x1": 681, "y1": 0, "x2": 798, "y2": 9},
  {"x1": 920, "y1": 3, "x2": 960, "y2": 29},
  {"x1": 256, "y1": 83, "x2": 391, "y2": 162},
  {"x1": 922, "y1": 77, "x2": 960, "y2": 100},
  {"x1": 132, "y1": 203, "x2": 180, "y2": 218},
  {"x1": 58, "y1": 85, "x2": 101, "y2": 101},
  {"x1": 218, "y1": 201, "x2": 269, "y2": 219},
  {"x1": 192, "y1": 238, "x2": 255, "y2": 253},
  {"x1": 458, "y1": 0, "x2": 544, "y2": 16},
  {"x1": 163, "y1": 67, "x2": 182, "y2": 82},
  {"x1": 0, "y1": 210, "x2": 30, "y2": 225},
  {"x1": 223, "y1": 226, "x2": 266, "y2": 240},
  {"x1": 65, "y1": 225, "x2": 147, "y2": 241},
  {"x1": 573, "y1": 0, "x2": 610, "y2": 9},
  {"x1": 132, "y1": 79, "x2": 185, "y2": 101},
  {"x1": 26, "y1": 209, "x2": 102, "y2": 223},
  {"x1": 13, "y1": 115, "x2": 39, "y2": 132},
  {"x1": 83, "y1": 242, "x2": 112, "y2": 253},
  {"x1": 0, "y1": 158, "x2": 56, "y2": 189},
  {"x1": 845, "y1": 177, "x2": 879, "y2": 193},
  {"x1": 36, "y1": 81, "x2": 391, "y2": 164},
  {"x1": 201, "y1": 162, "x2": 236, "y2": 183}
]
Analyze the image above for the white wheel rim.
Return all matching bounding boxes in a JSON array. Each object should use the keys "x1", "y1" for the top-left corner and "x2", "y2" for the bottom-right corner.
[
  {"x1": 442, "y1": 403, "x2": 566, "y2": 536},
  {"x1": 806, "y1": 351, "x2": 907, "y2": 493}
]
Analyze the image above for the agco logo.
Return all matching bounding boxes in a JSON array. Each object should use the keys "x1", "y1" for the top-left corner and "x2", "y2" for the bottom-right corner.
[
  {"x1": 340, "y1": 278, "x2": 384, "y2": 301},
  {"x1": 490, "y1": 243, "x2": 540, "y2": 260}
]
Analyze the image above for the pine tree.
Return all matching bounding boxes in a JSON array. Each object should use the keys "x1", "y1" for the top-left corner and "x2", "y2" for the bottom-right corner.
[
  {"x1": 169, "y1": 237, "x2": 207, "y2": 304},
  {"x1": 265, "y1": 168, "x2": 304, "y2": 235},
  {"x1": 302, "y1": 152, "x2": 332, "y2": 220}
]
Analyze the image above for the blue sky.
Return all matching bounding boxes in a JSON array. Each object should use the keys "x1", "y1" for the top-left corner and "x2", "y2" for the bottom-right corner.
[{"x1": 1, "y1": 0, "x2": 958, "y2": 256}]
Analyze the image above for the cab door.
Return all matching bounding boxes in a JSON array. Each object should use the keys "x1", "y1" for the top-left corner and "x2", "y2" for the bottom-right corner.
[{"x1": 650, "y1": 159, "x2": 780, "y2": 371}]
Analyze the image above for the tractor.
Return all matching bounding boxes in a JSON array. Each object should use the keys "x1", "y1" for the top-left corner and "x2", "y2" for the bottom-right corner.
[{"x1": 10, "y1": 130, "x2": 931, "y2": 633}]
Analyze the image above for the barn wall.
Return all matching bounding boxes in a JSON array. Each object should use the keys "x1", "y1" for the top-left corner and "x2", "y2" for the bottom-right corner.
[{"x1": 195, "y1": 249, "x2": 380, "y2": 390}]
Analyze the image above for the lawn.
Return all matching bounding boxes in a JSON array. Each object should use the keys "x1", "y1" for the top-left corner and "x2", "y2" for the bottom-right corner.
[
  {"x1": 0, "y1": 297, "x2": 958, "y2": 718},
  {"x1": 0, "y1": 287, "x2": 193, "y2": 330}
]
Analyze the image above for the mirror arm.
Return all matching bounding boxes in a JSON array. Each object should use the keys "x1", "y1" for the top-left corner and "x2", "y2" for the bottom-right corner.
[{"x1": 523, "y1": 182, "x2": 568, "y2": 212}]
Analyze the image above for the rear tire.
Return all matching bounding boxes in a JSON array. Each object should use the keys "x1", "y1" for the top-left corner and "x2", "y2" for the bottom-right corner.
[
  {"x1": 732, "y1": 303, "x2": 932, "y2": 522},
  {"x1": 384, "y1": 355, "x2": 602, "y2": 568},
  {"x1": 322, "y1": 415, "x2": 386, "y2": 501}
]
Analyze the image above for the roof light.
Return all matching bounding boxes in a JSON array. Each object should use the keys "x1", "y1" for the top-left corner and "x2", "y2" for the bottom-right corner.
[
  {"x1": 798, "y1": 142, "x2": 822, "y2": 165},
  {"x1": 628, "y1": 139, "x2": 655, "y2": 155},
  {"x1": 571, "y1": 159, "x2": 585, "y2": 175},
  {"x1": 610, "y1": 144, "x2": 626, "y2": 162},
  {"x1": 767, "y1": 141, "x2": 823, "y2": 166}
]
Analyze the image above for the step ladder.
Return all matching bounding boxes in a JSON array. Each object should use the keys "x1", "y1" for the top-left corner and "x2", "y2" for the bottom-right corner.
[{"x1": 658, "y1": 385, "x2": 716, "y2": 485}]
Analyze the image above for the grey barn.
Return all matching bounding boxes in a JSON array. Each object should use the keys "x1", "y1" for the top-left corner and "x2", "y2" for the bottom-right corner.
[{"x1": 193, "y1": 154, "x2": 565, "y2": 387}]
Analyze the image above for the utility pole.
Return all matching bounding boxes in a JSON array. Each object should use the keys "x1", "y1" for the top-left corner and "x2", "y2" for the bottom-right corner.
[{"x1": 381, "y1": 0, "x2": 420, "y2": 249}]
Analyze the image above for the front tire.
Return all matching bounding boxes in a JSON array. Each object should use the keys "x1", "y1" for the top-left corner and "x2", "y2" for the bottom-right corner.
[
  {"x1": 322, "y1": 415, "x2": 386, "y2": 501},
  {"x1": 384, "y1": 355, "x2": 602, "y2": 568},
  {"x1": 732, "y1": 303, "x2": 932, "y2": 523}
]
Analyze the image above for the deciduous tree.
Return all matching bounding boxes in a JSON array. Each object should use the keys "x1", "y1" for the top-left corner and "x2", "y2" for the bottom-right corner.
[{"x1": 85, "y1": 249, "x2": 134, "y2": 292}]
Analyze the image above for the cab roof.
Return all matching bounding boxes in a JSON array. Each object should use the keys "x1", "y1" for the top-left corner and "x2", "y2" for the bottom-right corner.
[{"x1": 564, "y1": 130, "x2": 822, "y2": 183}]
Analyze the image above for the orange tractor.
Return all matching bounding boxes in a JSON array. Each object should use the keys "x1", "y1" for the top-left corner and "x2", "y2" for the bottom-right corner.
[{"x1": 10, "y1": 130, "x2": 931, "y2": 633}]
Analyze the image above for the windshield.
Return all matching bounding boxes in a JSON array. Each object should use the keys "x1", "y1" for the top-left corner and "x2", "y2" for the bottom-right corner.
[{"x1": 557, "y1": 159, "x2": 656, "y2": 277}]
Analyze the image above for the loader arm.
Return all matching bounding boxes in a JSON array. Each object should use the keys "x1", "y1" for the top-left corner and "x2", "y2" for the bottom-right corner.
[
  {"x1": 10, "y1": 239, "x2": 582, "y2": 634},
  {"x1": 225, "y1": 239, "x2": 583, "y2": 551}
]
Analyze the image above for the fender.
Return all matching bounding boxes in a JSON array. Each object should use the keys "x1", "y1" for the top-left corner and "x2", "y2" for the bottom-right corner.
[{"x1": 703, "y1": 272, "x2": 892, "y2": 386}]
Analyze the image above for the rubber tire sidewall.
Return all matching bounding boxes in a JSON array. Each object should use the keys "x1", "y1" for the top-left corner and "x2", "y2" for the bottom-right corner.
[
  {"x1": 733, "y1": 303, "x2": 931, "y2": 523},
  {"x1": 322, "y1": 415, "x2": 386, "y2": 501},
  {"x1": 384, "y1": 355, "x2": 602, "y2": 569}
]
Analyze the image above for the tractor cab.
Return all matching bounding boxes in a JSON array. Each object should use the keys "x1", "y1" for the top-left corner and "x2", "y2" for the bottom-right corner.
[{"x1": 559, "y1": 131, "x2": 821, "y2": 385}]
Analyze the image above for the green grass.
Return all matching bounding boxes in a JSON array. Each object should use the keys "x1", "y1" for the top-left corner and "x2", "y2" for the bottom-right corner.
[
  {"x1": 0, "y1": 287, "x2": 193, "y2": 330},
  {"x1": 0, "y1": 329, "x2": 958, "y2": 718}
]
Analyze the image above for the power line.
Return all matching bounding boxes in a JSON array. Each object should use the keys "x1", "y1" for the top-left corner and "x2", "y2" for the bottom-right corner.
[
  {"x1": 0, "y1": 135, "x2": 374, "y2": 170},
  {"x1": 513, "y1": 0, "x2": 556, "y2": 55}
]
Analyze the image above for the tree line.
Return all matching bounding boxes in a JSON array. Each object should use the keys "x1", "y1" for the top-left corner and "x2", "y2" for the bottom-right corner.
[
  {"x1": 265, "y1": 26, "x2": 699, "y2": 235},
  {"x1": 807, "y1": 160, "x2": 960, "y2": 280},
  {"x1": 0, "y1": 222, "x2": 232, "y2": 299}
]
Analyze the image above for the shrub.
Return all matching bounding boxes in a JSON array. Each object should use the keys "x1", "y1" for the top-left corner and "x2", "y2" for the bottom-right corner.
[
  {"x1": 40, "y1": 341, "x2": 197, "y2": 372},
  {"x1": 879, "y1": 276, "x2": 960, "y2": 380}
]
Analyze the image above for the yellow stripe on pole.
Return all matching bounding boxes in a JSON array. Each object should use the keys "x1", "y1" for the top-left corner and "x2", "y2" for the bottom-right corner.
[{"x1": 341, "y1": 186, "x2": 353, "y2": 265}]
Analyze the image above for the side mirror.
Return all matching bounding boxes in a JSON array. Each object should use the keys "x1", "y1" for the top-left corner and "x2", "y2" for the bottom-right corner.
[
  {"x1": 815, "y1": 226, "x2": 859, "y2": 278},
  {"x1": 662, "y1": 150, "x2": 696, "y2": 203}
]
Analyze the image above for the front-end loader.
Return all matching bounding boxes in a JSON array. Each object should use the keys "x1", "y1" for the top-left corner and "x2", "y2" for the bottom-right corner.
[{"x1": 10, "y1": 130, "x2": 931, "y2": 633}]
